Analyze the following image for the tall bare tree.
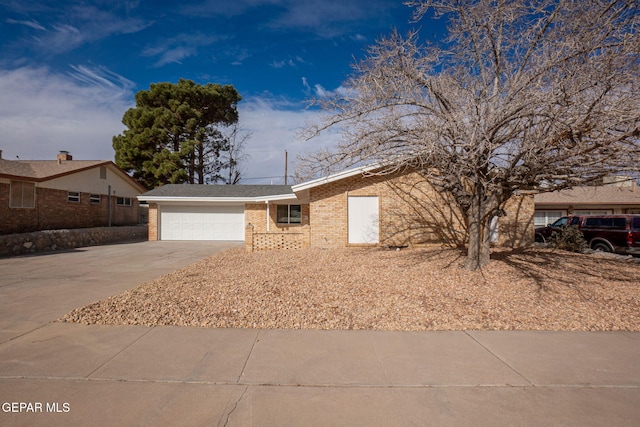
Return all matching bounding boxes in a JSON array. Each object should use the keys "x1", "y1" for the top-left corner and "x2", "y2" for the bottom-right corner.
[
  {"x1": 220, "y1": 123, "x2": 251, "y2": 184},
  {"x1": 302, "y1": 0, "x2": 640, "y2": 269}
]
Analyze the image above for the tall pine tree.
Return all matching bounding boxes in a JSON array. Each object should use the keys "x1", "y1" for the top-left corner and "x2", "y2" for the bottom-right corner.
[{"x1": 113, "y1": 79, "x2": 241, "y2": 189}]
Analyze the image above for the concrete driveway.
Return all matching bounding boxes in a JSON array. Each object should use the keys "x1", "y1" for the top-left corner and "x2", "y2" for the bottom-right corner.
[{"x1": 0, "y1": 241, "x2": 241, "y2": 343}]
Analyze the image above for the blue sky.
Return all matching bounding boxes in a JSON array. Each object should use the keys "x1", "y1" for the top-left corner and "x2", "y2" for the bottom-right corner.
[{"x1": 0, "y1": 0, "x2": 439, "y2": 183}]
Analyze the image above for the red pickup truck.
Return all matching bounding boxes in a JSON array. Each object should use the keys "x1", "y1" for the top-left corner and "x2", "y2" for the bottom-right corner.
[{"x1": 535, "y1": 214, "x2": 640, "y2": 255}]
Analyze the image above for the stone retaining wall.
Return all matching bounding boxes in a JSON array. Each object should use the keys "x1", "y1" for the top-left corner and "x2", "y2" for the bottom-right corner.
[{"x1": 0, "y1": 225, "x2": 148, "y2": 257}]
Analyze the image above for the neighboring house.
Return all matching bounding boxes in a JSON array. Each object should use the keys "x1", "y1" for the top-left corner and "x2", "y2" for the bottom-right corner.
[
  {"x1": 0, "y1": 150, "x2": 146, "y2": 235},
  {"x1": 141, "y1": 165, "x2": 535, "y2": 251},
  {"x1": 534, "y1": 178, "x2": 640, "y2": 227}
]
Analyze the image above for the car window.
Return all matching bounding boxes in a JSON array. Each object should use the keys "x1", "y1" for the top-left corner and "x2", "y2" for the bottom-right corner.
[
  {"x1": 551, "y1": 217, "x2": 568, "y2": 227},
  {"x1": 613, "y1": 218, "x2": 627, "y2": 228},
  {"x1": 633, "y1": 218, "x2": 640, "y2": 230},
  {"x1": 584, "y1": 217, "x2": 600, "y2": 227},
  {"x1": 570, "y1": 217, "x2": 581, "y2": 226}
]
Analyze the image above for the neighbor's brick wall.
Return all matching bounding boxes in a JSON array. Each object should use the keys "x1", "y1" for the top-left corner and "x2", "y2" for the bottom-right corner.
[
  {"x1": 0, "y1": 183, "x2": 140, "y2": 235},
  {"x1": 308, "y1": 171, "x2": 534, "y2": 249}
]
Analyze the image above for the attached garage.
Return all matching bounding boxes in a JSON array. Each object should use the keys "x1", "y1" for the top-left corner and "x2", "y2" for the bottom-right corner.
[
  {"x1": 160, "y1": 205, "x2": 244, "y2": 241},
  {"x1": 139, "y1": 184, "x2": 297, "y2": 242}
]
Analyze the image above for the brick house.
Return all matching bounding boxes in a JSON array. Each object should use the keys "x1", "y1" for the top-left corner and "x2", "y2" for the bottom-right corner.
[
  {"x1": 140, "y1": 165, "x2": 535, "y2": 251},
  {"x1": 0, "y1": 150, "x2": 146, "y2": 235}
]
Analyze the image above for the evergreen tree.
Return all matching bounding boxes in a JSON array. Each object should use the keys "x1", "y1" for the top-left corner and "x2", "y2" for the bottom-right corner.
[{"x1": 113, "y1": 79, "x2": 241, "y2": 188}]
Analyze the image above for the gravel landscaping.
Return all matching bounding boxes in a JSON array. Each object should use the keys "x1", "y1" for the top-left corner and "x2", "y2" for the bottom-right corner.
[{"x1": 60, "y1": 246, "x2": 640, "y2": 331}]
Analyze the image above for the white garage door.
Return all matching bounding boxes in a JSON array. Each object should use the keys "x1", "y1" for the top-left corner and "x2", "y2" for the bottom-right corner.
[{"x1": 160, "y1": 205, "x2": 244, "y2": 241}]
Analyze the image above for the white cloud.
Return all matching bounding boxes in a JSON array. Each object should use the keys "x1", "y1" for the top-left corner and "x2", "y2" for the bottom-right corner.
[
  {"x1": 6, "y1": 3, "x2": 152, "y2": 55},
  {"x1": 142, "y1": 32, "x2": 224, "y2": 67},
  {"x1": 182, "y1": 0, "x2": 397, "y2": 39},
  {"x1": 301, "y1": 77, "x2": 311, "y2": 92},
  {"x1": 0, "y1": 66, "x2": 339, "y2": 183},
  {"x1": 237, "y1": 96, "x2": 339, "y2": 183},
  {"x1": 5, "y1": 18, "x2": 46, "y2": 31},
  {"x1": 312, "y1": 83, "x2": 355, "y2": 99},
  {"x1": 0, "y1": 66, "x2": 134, "y2": 161}
]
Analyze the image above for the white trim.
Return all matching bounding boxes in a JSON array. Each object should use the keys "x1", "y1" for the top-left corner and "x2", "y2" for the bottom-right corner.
[
  {"x1": 292, "y1": 164, "x2": 381, "y2": 193},
  {"x1": 139, "y1": 193, "x2": 297, "y2": 204}
]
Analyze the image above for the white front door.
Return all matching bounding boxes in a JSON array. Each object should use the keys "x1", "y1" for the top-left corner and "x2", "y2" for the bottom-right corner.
[{"x1": 348, "y1": 196, "x2": 379, "y2": 244}]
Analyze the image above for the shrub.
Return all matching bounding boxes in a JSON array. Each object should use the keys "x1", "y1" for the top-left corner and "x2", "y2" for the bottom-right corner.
[{"x1": 547, "y1": 225, "x2": 588, "y2": 253}]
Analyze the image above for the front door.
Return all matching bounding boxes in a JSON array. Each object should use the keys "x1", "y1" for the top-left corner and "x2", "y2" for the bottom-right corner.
[{"x1": 348, "y1": 196, "x2": 379, "y2": 244}]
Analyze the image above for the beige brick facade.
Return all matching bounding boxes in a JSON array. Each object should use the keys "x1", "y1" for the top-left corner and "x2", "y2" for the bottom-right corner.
[
  {"x1": 306, "y1": 171, "x2": 534, "y2": 249},
  {"x1": 148, "y1": 203, "x2": 158, "y2": 241},
  {"x1": 143, "y1": 171, "x2": 534, "y2": 250},
  {"x1": 244, "y1": 202, "x2": 311, "y2": 251}
]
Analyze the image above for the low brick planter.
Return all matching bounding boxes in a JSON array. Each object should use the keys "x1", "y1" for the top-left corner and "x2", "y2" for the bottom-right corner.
[{"x1": 0, "y1": 225, "x2": 148, "y2": 257}]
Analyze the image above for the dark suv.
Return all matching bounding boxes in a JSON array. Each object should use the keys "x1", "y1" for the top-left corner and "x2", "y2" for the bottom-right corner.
[{"x1": 535, "y1": 214, "x2": 640, "y2": 255}]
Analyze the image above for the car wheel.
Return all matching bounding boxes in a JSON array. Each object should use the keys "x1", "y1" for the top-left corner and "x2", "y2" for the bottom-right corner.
[
  {"x1": 535, "y1": 233, "x2": 545, "y2": 243},
  {"x1": 592, "y1": 242, "x2": 612, "y2": 252}
]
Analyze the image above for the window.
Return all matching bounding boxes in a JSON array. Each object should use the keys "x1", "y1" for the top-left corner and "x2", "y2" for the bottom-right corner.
[
  {"x1": 100, "y1": 166, "x2": 107, "y2": 179},
  {"x1": 9, "y1": 181, "x2": 35, "y2": 208},
  {"x1": 68, "y1": 191, "x2": 80, "y2": 203},
  {"x1": 90, "y1": 194, "x2": 101, "y2": 204},
  {"x1": 534, "y1": 211, "x2": 565, "y2": 227},
  {"x1": 574, "y1": 210, "x2": 612, "y2": 216},
  {"x1": 276, "y1": 204, "x2": 301, "y2": 224},
  {"x1": 117, "y1": 197, "x2": 132, "y2": 207}
]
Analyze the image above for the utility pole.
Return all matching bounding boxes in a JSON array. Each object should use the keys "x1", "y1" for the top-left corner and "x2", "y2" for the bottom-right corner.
[{"x1": 284, "y1": 150, "x2": 288, "y2": 185}]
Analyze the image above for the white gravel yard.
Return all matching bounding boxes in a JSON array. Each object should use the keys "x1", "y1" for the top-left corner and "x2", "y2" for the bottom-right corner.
[{"x1": 60, "y1": 246, "x2": 640, "y2": 331}]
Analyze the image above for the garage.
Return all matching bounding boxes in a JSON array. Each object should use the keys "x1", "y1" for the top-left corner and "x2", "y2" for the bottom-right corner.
[
  {"x1": 160, "y1": 205, "x2": 244, "y2": 241},
  {"x1": 140, "y1": 184, "x2": 296, "y2": 242}
]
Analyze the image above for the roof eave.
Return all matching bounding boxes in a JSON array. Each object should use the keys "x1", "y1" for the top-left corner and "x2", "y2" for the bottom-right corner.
[
  {"x1": 292, "y1": 163, "x2": 381, "y2": 193},
  {"x1": 138, "y1": 194, "x2": 298, "y2": 203}
]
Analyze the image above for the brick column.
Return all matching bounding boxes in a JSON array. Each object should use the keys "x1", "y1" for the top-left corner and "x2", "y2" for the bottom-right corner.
[
  {"x1": 245, "y1": 224, "x2": 254, "y2": 252},
  {"x1": 148, "y1": 203, "x2": 158, "y2": 241}
]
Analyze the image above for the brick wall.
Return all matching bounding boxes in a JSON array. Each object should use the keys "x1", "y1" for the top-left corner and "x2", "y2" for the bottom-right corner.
[
  {"x1": 244, "y1": 202, "x2": 311, "y2": 251},
  {"x1": 0, "y1": 183, "x2": 140, "y2": 235},
  {"x1": 148, "y1": 203, "x2": 158, "y2": 241},
  {"x1": 245, "y1": 224, "x2": 310, "y2": 252},
  {"x1": 245, "y1": 202, "x2": 310, "y2": 232},
  {"x1": 308, "y1": 171, "x2": 534, "y2": 249},
  {"x1": 499, "y1": 194, "x2": 535, "y2": 247}
]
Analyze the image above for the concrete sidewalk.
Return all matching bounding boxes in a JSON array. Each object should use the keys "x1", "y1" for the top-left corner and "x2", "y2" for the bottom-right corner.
[
  {"x1": 1, "y1": 326, "x2": 639, "y2": 426},
  {"x1": 1, "y1": 242, "x2": 639, "y2": 426}
]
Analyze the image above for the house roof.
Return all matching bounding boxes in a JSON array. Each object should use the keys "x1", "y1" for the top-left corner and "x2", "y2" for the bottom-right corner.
[
  {"x1": 139, "y1": 184, "x2": 296, "y2": 203},
  {"x1": 534, "y1": 185, "x2": 640, "y2": 206},
  {"x1": 0, "y1": 158, "x2": 147, "y2": 193},
  {"x1": 0, "y1": 158, "x2": 109, "y2": 181}
]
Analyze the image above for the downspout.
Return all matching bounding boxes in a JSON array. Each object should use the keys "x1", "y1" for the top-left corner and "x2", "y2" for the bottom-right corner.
[
  {"x1": 266, "y1": 201, "x2": 270, "y2": 232},
  {"x1": 107, "y1": 185, "x2": 112, "y2": 227}
]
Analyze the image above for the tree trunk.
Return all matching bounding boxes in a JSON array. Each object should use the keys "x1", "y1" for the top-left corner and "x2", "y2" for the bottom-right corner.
[{"x1": 464, "y1": 194, "x2": 493, "y2": 270}]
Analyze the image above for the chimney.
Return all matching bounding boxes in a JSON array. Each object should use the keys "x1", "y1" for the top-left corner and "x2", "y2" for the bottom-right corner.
[
  {"x1": 57, "y1": 151, "x2": 72, "y2": 162},
  {"x1": 0, "y1": 149, "x2": 2, "y2": 159}
]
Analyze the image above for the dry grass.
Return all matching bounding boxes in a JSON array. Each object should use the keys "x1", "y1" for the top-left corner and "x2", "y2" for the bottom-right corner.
[{"x1": 60, "y1": 246, "x2": 640, "y2": 331}]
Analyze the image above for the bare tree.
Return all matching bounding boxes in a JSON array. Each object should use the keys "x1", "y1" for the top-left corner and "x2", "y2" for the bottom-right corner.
[
  {"x1": 302, "y1": 0, "x2": 640, "y2": 269},
  {"x1": 219, "y1": 123, "x2": 251, "y2": 184}
]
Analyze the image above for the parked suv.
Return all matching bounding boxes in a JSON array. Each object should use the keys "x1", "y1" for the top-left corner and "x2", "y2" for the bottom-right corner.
[{"x1": 535, "y1": 214, "x2": 640, "y2": 255}]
